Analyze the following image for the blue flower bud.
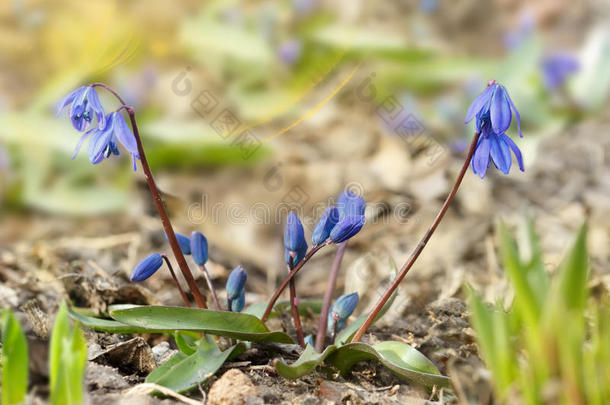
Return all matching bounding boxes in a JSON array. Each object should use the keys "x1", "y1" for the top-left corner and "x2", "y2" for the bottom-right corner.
[
  {"x1": 284, "y1": 211, "x2": 305, "y2": 252},
  {"x1": 165, "y1": 232, "x2": 191, "y2": 255},
  {"x1": 226, "y1": 265, "x2": 247, "y2": 302},
  {"x1": 231, "y1": 289, "x2": 246, "y2": 312},
  {"x1": 337, "y1": 190, "x2": 366, "y2": 220},
  {"x1": 464, "y1": 80, "x2": 522, "y2": 138},
  {"x1": 329, "y1": 216, "x2": 365, "y2": 244},
  {"x1": 130, "y1": 253, "x2": 164, "y2": 282},
  {"x1": 311, "y1": 206, "x2": 340, "y2": 245},
  {"x1": 327, "y1": 292, "x2": 359, "y2": 334},
  {"x1": 190, "y1": 231, "x2": 208, "y2": 266},
  {"x1": 304, "y1": 334, "x2": 314, "y2": 347},
  {"x1": 285, "y1": 240, "x2": 308, "y2": 266}
]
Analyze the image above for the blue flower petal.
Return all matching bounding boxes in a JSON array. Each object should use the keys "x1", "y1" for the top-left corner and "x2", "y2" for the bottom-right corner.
[
  {"x1": 311, "y1": 206, "x2": 339, "y2": 245},
  {"x1": 472, "y1": 136, "x2": 491, "y2": 178},
  {"x1": 113, "y1": 113, "x2": 140, "y2": 160},
  {"x1": 56, "y1": 86, "x2": 85, "y2": 116},
  {"x1": 489, "y1": 134, "x2": 511, "y2": 174},
  {"x1": 86, "y1": 87, "x2": 106, "y2": 129},
  {"x1": 501, "y1": 134, "x2": 524, "y2": 171},
  {"x1": 284, "y1": 212, "x2": 306, "y2": 252},
  {"x1": 87, "y1": 119, "x2": 115, "y2": 164},
  {"x1": 72, "y1": 127, "x2": 96, "y2": 159},
  {"x1": 329, "y1": 215, "x2": 365, "y2": 244},
  {"x1": 490, "y1": 86, "x2": 512, "y2": 134},
  {"x1": 503, "y1": 88, "x2": 523, "y2": 138},
  {"x1": 465, "y1": 85, "x2": 494, "y2": 124}
]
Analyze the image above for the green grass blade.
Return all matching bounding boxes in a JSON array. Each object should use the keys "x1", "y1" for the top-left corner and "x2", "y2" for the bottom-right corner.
[{"x1": 1, "y1": 309, "x2": 29, "y2": 405}]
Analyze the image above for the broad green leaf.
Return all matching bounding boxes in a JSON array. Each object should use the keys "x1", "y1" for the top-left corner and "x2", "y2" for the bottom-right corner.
[
  {"x1": 243, "y1": 300, "x2": 322, "y2": 319},
  {"x1": 68, "y1": 308, "x2": 164, "y2": 334},
  {"x1": 1, "y1": 309, "x2": 28, "y2": 405},
  {"x1": 146, "y1": 338, "x2": 245, "y2": 393},
  {"x1": 50, "y1": 302, "x2": 87, "y2": 405},
  {"x1": 110, "y1": 306, "x2": 294, "y2": 343},
  {"x1": 335, "y1": 258, "x2": 399, "y2": 345},
  {"x1": 273, "y1": 344, "x2": 338, "y2": 379},
  {"x1": 328, "y1": 342, "x2": 450, "y2": 388},
  {"x1": 174, "y1": 332, "x2": 197, "y2": 355}
]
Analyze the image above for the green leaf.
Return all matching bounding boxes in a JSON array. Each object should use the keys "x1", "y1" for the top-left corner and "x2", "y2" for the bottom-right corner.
[
  {"x1": 146, "y1": 338, "x2": 245, "y2": 393},
  {"x1": 50, "y1": 302, "x2": 87, "y2": 405},
  {"x1": 555, "y1": 225, "x2": 588, "y2": 312},
  {"x1": 174, "y1": 332, "x2": 197, "y2": 355},
  {"x1": 273, "y1": 344, "x2": 338, "y2": 379},
  {"x1": 243, "y1": 300, "x2": 322, "y2": 319},
  {"x1": 1, "y1": 309, "x2": 28, "y2": 405},
  {"x1": 110, "y1": 306, "x2": 294, "y2": 343},
  {"x1": 68, "y1": 308, "x2": 165, "y2": 334},
  {"x1": 328, "y1": 342, "x2": 450, "y2": 388},
  {"x1": 335, "y1": 258, "x2": 399, "y2": 345}
]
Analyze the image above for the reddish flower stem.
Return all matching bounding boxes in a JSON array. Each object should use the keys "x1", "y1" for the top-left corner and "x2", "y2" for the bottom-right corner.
[
  {"x1": 350, "y1": 131, "x2": 481, "y2": 343},
  {"x1": 161, "y1": 255, "x2": 191, "y2": 307},
  {"x1": 200, "y1": 264, "x2": 221, "y2": 310},
  {"x1": 288, "y1": 258, "x2": 305, "y2": 348},
  {"x1": 315, "y1": 241, "x2": 347, "y2": 352},
  {"x1": 93, "y1": 83, "x2": 208, "y2": 309}
]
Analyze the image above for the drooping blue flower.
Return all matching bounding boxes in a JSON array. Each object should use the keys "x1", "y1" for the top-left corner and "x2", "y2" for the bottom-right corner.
[
  {"x1": 327, "y1": 292, "x2": 359, "y2": 334},
  {"x1": 285, "y1": 240, "x2": 308, "y2": 266},
  {"x1": 130, "y1": 253, "x2": 164, "y2": 282},
  {"x1": 57, "y1": 86, "x2": 105, "y2": 132},
  {"x1": 165, "y1": 232, "x2": 191, "y2": 255},
  {"x1": 311, "y1": 206, "x2": 340, "y2": 245},
  {"x1": 471, "y1": 120, "x2": 524, "y2": 179},
  {"x1": 231, "y1": 288, "x2": 245, "y2": 312},
  {"x1": 72, "y1": 112, "x2": 140, "y2": 170},
  {"x1": 541, "y1": 52, "x2": 579, "y2": 91},
  {"x1": 465, "y1": 80, "x2": 522, "y2": 138},
  {"x1": 284, "y1": 211, "x2": 305, "y2": 252},
  {"x1": 337, "y1": 190, "x2": 366, "y2": 220},
  {"x1": 226, "y1": 265, "x2": 247, "y2": 309},
  {"x1": 329, "y1": 216, "x2": 365, "y2": 244},
  {"x1": 190, "y1": 231, "x2": 208, "y2": 266}
]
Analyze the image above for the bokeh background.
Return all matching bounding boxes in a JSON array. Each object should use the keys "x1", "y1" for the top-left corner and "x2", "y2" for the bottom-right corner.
[{"x1": 0, "y1": 0, "x2": 608, "y2": 336}]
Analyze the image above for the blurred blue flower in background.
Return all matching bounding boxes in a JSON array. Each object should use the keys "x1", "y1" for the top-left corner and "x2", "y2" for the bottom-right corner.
[
  {"x1": 292, "y1": 0, "x2": 318, "y2": 16},
  {"x1": 503, "y1": 11, "x2": 535, "y2": 50},
  {"x1": 277, "y1": 39, "x2": 302, "y2": 66},
  {"x1": 327, "y1": 292, "x2": 359, "y2": 334},
  {"x1": 541, "y1": 52, "x2": 580, "y2": 91},
  {"x1": 57, "y1": 86, "x2": 105, "y2": 132}
]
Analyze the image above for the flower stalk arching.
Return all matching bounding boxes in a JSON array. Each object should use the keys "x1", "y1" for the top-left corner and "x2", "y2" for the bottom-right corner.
[
  {"x1": 350, "y1": 131, "x2": 481, "y2": 343},
  {"x1": 92, "y1": 83, "x2": 208, "y2": 309},
  {"x1": 288, "y1": 257, "x2": 305, "y2": 348}
]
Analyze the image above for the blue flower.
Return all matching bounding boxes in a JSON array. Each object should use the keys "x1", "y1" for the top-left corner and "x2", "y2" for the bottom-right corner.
[
  {"x1": 277, "y1": 39, "x2": 302, "y2": 65},
  {"x1": 231, "y1": 288, "x2": 246, "y2": 312},
  {"x1": 465, "y1": 80, "x2": 522, "y2": 138},
  {"x1": 327, "y1": 292, "x2": 359, "y2": 333},
  {"x1": 471, "y1": 120, "x2": 524, "y2": 179},
  {"x1": 130, "y1": 253, "x2": 164, "y2": 282},
  {"x1": 285, "y1": 240, "x2": 307, "y2": 266},
  {"x1": 337, "y1": 190, "x2": 365, "y2": 219},
  {"x1": 57, "y1": 86, "x2": 105, "y2": 132},
  {"x1": 304, "y1": 334, "x2": 314, "y2": 347},
  {"x1": 329, "y1": 215, "x2": 365, "y2": 244},
  {"x1": 190, "y1": 231, "x2": 208, "y2": 266},
  {"x1": 541, "y1": 53, "x2": 579, "y2": 90},
  {"x1": 311, "y1": 206, "x2": 340, "y2": 245},
  {"x1": 226, "y1": 265, "x2": 247, "y2": 308},
  {"x1": 72, "y1": 112, "x2": 140, "y2": 170},
  {"x1": 284, "y1": 211, "x2": 305, "y2": 252},
  {"x1": 165, "y1": 232, "x2": 191, "y2": 255}
]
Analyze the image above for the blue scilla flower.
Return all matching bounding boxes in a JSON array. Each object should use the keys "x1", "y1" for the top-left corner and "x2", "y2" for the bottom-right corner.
[
  {"x1": 327, "y1": 292, "x2": 359, "y2": 334},
  {"x1": 165, "y1": 232, "x2": 191, "y2": 255},
  {"x1": 284, "y1": 211, "x2": 305, "y2": 252},
  {"x1": 231, "y1": 289, "x2": 246, "y2": 312},
  {"x1": 130, "y1": 253, "x2": 164, "y2": 282},
  {"x1": 190, "y1": 231, "x2": 208, "y2": 266},
  {"x1": 226, "y1": 265, "x2": 247, "y2": 309},
  {"x1": 329, "y1": 215, "x2": 365, "y2": 244},
  {"x1": 337, "y1": 190, "x2": 366, "y2": 220},
  {"x1": 471, "y1": 120, "x2": 524, "y2": 179},
  {"x1": 311, "y1": 206, "x2": 340, "y2": 245},
  {"x1": 285, "y1": 240, "x2": 307, "y2": 266},
  {"x1": 465, "y1": 80, "x2": 522, "y2": 138},
  {"x1": 57, "y1": 86, "x2": 105, "y2": 132},
  {"x1": 72, "y1": 112, "x2": 140, "y2": 170},
  {"x1": 541, "y1": 52, "x2": 579, "y2": 91}
]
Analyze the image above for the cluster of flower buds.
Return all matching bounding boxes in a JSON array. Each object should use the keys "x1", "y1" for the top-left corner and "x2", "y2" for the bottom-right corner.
[
  {"x1": 57, "y1": 85, "x2": 140, "y2": 170},
  {"x1": 225, "y1": 266, "x2": 247, "y2": 312},
  {"x1": 327, "y1": 292, "x2": 359, "y2": 335}
]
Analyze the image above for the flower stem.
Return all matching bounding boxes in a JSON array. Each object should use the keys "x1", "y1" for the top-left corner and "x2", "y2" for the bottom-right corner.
[
  {"x1": 288, "y1": 259, "x2": 305, "y2": 348},
  {"x1": 262, "y1": 242, "x2": 328, "y2": 322},
  {"x1": 350, "y1": 131, "x2": 481, "y2": 343},
  {"x1": 93, "y1": 83, "x2": 208, "y2": 309},
  {"x1": 315, "y1": 241, "x2": 347, "y2": 352},
  {"x1": 199, "y1": 264, "x2": 221, "y2": 310},
  {"x1": 161, "y1": 255, "x2": 191, "y2": 307}
]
